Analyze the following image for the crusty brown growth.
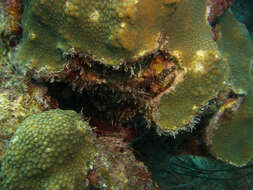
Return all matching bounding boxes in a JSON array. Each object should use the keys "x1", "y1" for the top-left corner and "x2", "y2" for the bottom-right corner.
[
  {"x1": 20, "y1": 0, "x2": 227, "y2": 135},
  {"x1": 0, "y1": 0, "x2": 23, "y2": 46},
  {"x1": 90, "y1": 136, "x2": 158, "y2": 190},
  {"x1": 29, "y1": 49, "x2": 182, "y2": 131},
  {"x1": 5, "y1": 0, "x2": 22, "y2": 33}
]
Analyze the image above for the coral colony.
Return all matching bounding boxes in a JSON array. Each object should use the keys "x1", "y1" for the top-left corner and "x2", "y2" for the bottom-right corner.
[{"x1": 0, "y1": 0, "x2": 253, "y2": 189}]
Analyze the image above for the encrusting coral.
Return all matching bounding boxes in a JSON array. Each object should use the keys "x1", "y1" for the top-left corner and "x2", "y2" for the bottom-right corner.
[
  {"x1": 204, "y1": 10, "x2": 253, "y2": 167},
  {"x1": 205, "y1": 96, "x2": 253, "y2": 167},
  {"x1": 15, "y1": 0, "x2": 227, "y2": 134},
  {"x1": 17, "y1": 0, "x2": 182, "y2": 67},
  {"x1": 2, "y1": 0, "x2": 253, "y2": 188}
]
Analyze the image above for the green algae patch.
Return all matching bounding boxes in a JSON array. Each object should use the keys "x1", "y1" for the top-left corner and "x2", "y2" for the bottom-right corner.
[{"x1": 0, "y1": 109, "x2": 96, "y2": 190}]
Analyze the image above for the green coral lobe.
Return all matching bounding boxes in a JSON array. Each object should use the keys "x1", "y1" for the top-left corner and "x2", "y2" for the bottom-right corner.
[
  {"x1": 156, "y1": 0, "x2": 226, "y2": 133},
  {"x1": 17, "y1": 0, "x2": 188, "y2": 68},
  {"x1": 0, "y1": 109, "x2": 95, "y2": 190},
  {"x1": 207, "y1": 10, "x2": 253, "y2": 166}
]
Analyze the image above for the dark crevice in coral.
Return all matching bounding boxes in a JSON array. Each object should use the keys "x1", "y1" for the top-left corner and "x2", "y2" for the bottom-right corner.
[
  {"x1": 30, "y1": 49, "x2": 181, "y2": 133},
  {"x1": 29, "y1": 47, "x2": 226, "y2": 188},
  {"x1": 46, "y1": 82, "x2": 83, "y2": 112},
  {"x1": 44, "y1": 80, "x2": 141, "y2": 132},
  {"x1": 32, "y1": 49, "x2": 179, "y2": 99},
  {"x1": 28, "y1": 53, "x2": 232, "y2": 190},
  {"x1": 44, "y1": 77, "x2": 215, "y2": 152},
  {"x1": 0, "y1": 30, "x2": 22, "y2": 49},
  {"x1": 62, "y1": 49, "x2": 160, "y2": 80},
  {"x1": 132, "y1": 105, "x2": 215, "y2": 159},
  {"x1": 131, "y1": 101, "x2": 221, "y2": 189}
]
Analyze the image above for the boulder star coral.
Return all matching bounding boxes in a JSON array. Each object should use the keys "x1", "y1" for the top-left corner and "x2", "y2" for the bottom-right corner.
[
  {"x1": 0, "y1": 109, "x2": 96, "y2": 190},
  {"x1": 1, "y1": 0, "x2": 253, "y2": 188},
  {"x1": 18, "y1": 0, "x2": 181, "y2": 67},
  {"x1": 16, "y1": 0, "x2": 226, "y2": 134},
  {"x1": 0, "y1": 109, "x2": 157, "y2": 190}
]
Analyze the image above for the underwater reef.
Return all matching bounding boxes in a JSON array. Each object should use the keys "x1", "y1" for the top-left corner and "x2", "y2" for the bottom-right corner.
[
  {"x1": 231, "y1": 0, "x2": 253, "y2": 40},
  {"x1": 1, "y1": 0, "x2": 253, "y2": 189}
]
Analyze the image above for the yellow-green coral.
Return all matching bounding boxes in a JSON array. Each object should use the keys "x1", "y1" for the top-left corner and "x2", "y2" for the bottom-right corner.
[
  {"x1": 217, "y1": 10, "x2": 253, "y2": 111},
  {"x1": 154, "y1": 0, "x2": 226, "y2": 133},
  {"x1": 207, "y1": 98, "x2": 253, "y2": 167},
  {"x1": 205, "y1": 10, "x2": 253, "y2": 166},
  {"x1": 17, "y1": 0, "x2": 187, "y2": 69},
  {"x1": 0, "y1": 109, "x2": 96, "y2": 190},
  {"x1": 17, "y1": 0, "x2": 227, "y2": 134}
]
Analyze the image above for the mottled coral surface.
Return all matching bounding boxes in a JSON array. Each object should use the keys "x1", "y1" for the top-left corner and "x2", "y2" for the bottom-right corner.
[
  {"x1": 1, "y1": 0, "x2": 253, "y2": 189},
  {"x1": 0, "y1": 109, "x2": 96, "y2": 190}
]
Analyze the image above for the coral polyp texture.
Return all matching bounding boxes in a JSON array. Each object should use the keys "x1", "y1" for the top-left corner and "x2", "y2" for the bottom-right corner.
[
  {"x1": 16, "y1": 0, "x2": 227, "y2": 134},
  {"x1": 151, "y1": 0, "x2": 226, "y2": 132},
  {"x1": 0, "y1": 109, "x2": 96, "y2": 190},
  {"x1": 217, "y1": 10, "x2": 253, "y2": 109},
  {"x1": 18, "y1": 0, "x2": 179, "y2": 67},
  {"x1": 0, "y1": 109, "x2": 157, "y2": 190},
  {"x1": 18, "y1": 0, "x2": 222, "y2": 69},
  {"x1": 2, "y1": 0, "x2": 253, "y2": 189}
]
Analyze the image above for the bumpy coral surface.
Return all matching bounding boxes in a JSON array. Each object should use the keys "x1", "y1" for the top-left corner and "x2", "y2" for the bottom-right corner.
[
  {"x1": 1, "y1": 0, "x2": 253, "y2": 188},
  {"x1": 18, "y1": 0, "x2": 178, "y2": 67},
  {"x1": 218, "y1": 10, "x2": 253, "y2": 100},
  {"x1": 0, "y1": 109, "x2": 96, "y2": 190},
  {"x1": 0, "y1": 109, "x2": 158, "y2": 190},
  {"x1": 17, "y1": 0, "x2": 223, "y2": 68},
  {"x1": 16, "y1": 0, "x2": 227, "y2": 134}
]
